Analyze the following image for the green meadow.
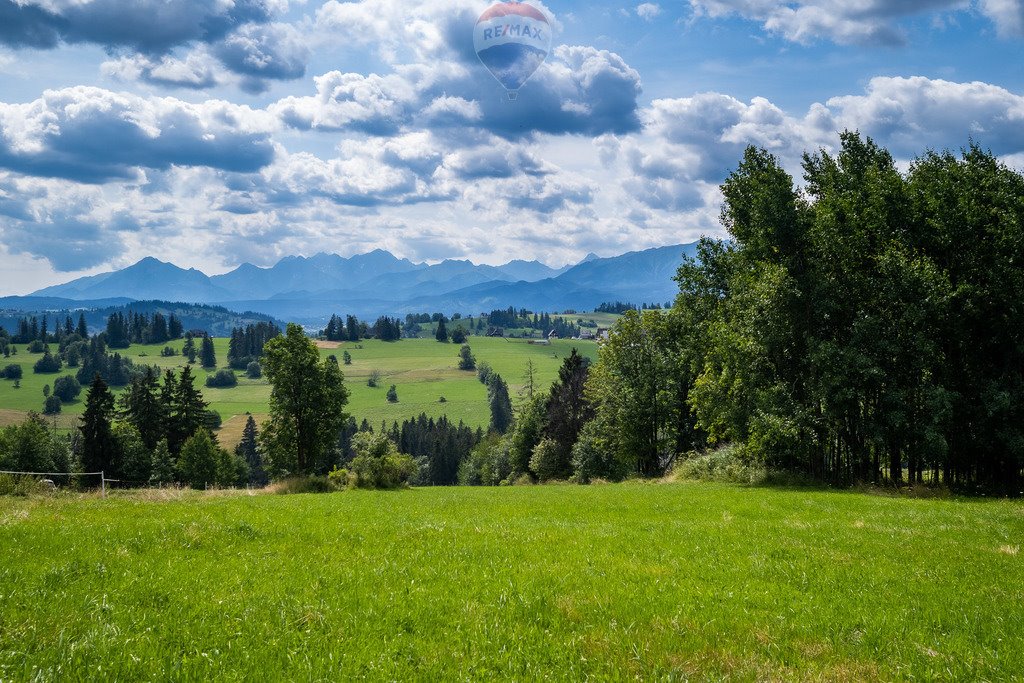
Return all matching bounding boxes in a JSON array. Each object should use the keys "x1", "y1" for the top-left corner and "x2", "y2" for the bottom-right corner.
[
  {"x1": 0, "y1": 337, "x2": 597, "y2": 445},
  {"x1": 0, "y1": 482, "x2": 1020, "y2": 680}
]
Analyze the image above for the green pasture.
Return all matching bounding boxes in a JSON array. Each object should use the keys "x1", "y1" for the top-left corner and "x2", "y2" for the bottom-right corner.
[
  {"x1": 0, "y1": 337, "x2": 598, "y2": 441},
  {"x1": 0, "y1": 482, "x2": 1020, "y2": 679}
]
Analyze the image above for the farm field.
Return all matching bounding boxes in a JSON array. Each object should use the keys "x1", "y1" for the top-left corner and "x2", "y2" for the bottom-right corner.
[
  {"x1": 0, "y1": 336, "x2": 598, "y2": 446},
  {"x1": 0, "y1": 482, "x2": 1021, "y2": 679}
]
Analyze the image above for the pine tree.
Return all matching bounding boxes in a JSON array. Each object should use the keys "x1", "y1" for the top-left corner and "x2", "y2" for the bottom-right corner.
[
  {"x1": 150, "y1": 439, "x2": 176, "y2": 485},
  {"x1": 169, "y1": 366, "x2": 208, "y2": 454},
  {"x1": 488, "y1": 373, "x2": 513, "y2": 434},
  {"x1": 236, "y1": 415, "x2": 267, "y2": 486},
  {"x1": 200, "y1": 335, "x2": 217, "y2": 369},
  {"x1": 119, "y1": 366, "x2": 164, "y2": 450},
  {"x1": 435, "y1": 318, "x2": 449, "y2": 343},
  {"x1": 76, "y1": 313, "x2": 88, "y2": 338},
  {"x1": 80, "y1": 373, "x2": 117, "y2": 475}
]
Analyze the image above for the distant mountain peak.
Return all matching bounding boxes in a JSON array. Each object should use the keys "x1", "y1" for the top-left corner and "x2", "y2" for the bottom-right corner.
[{"x1": 579, "y1": 252, "x2": 601, "y2": 264}]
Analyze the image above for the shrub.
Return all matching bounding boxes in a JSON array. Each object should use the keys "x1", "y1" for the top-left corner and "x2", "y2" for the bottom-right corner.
[
  {"x1": 367, "y1": 369, "x2": 381, "y2": 388},
  {"x1": 205, "y1": 369, "x2": 238, "y2": 388},
  {"x1": 27, "y1": 340, "x2": 45, "y2": 353},
  {"x1": 160, "y1": 346, "x2": 178, "y2": 357},
  {"x1": 529, "y1": 438, "x2": 562, "y2": 482},
  {"x1": 1, "y1": 364, "x2": 22, "y2": 380},
  {"x1": 386, "y1": 385, "x2": 398, "y2": 403},
  {"x1": 33, "y1": 351, "x2": 62, "y2": 374},
  {"x1": 274, "y1": 476, "x2": 334, "y2": 495},
  {"x1": 342, "y1": 350, "x2": 352, "y2": 365},
  {"x1": 245, "y1": 361, "x2": 262, "y2": 379},
  {"x1": 348, "y1": 432, "x2": 416, "y2": 489},
  {"x1": 52, "y1": 375, "x2": 81, "y2": 402},
  {"x1": 451, "y1": 327, "x2": 467, "y2": 344},
  {"x1": 672, "y1": 444, "x2": 769, "y2": 485},
  {"x1": 476, "y1": 361, "x2": 492, "y2": 385},
  {"x1": 570, "y1": 420, "x2": 627, "y2": 483},
  {"x1": 42, "y1": 395, "x2": 62, "y2": 415}
]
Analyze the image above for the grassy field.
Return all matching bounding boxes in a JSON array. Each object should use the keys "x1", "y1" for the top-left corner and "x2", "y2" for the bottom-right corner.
[
  {"x1": 0, "y1": 482, "x2": 1020, "y2": 679},
  {"x1": 0, "y1": 337, "x2": 597, "y2": 446}
]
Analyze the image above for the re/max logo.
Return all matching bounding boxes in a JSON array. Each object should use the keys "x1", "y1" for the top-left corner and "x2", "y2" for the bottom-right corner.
[{"x1": 481, "y1": 24, "x2": 544, "y2": 41}]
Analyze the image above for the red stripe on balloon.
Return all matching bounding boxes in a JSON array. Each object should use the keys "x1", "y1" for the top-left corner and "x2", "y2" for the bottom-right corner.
[{"x1": 477, "y1": 2, "x2": 548, "y2": 24}]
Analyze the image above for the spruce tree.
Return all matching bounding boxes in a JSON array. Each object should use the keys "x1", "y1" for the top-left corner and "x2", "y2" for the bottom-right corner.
[
  {"x1": 435, "y1": 318, "x2": 449, "y2": 343},
  {"x1": 119, "y1": 366, "x2": 164, "y2": 450},
  {"x1": 150, "y1": 439, "x2": 176, "y2": 485},
  {"x1": 169, "y1": 366, "x2": 208, "y2": 454},
  {"x1": 200, "y1": 334, "x2": 217, "y2": 369},
  {"x1": 487, "y1": 373, "x2": 513, "y2": 434},
  {"x1": 235, "y1": 415, "x2": 267, "y2": 486},
  {"x1": 76, "y1": 313, "x2": 88, "y2": 338},
  {"x1": 80, "y1": 373, "x2": 117, "y2": 475}
]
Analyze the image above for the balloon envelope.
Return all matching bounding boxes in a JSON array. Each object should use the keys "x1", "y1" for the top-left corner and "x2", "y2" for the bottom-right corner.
[{"x1": 474, "y1": 2, "x2": 551, "y2": 95}]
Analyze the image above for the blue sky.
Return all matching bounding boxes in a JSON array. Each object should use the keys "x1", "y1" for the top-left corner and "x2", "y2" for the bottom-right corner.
[{"x1": 1, "y1": 0, "x2": 1023, "y2": 294}]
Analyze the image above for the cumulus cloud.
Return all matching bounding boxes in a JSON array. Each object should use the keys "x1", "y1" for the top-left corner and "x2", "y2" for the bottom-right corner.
[
  {"x1": 0, "y1": 0, "x2": 283, "y2": 53},
  {"x1": 214, "y1": 22, "x2": 310, "y2": 93},
  {"x1": 981, "y1": 0, "x2": 1024, "y2": 37},
  {"x1": 688, "y1": 0, "x2": 967, "y2": 45},
  {"x1": 0, "y1": 87, "x2": 278, "y2": 183}
]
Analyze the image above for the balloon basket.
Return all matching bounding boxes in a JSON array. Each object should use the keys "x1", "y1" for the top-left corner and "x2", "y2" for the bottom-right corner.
[{"x1": 507, "y1": 91, "x2": 518, "y2": 101}]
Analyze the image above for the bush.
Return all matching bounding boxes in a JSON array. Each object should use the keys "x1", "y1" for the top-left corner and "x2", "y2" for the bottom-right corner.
[
  {"x1": 386, "y1": 384, "x2": 398, "y2": 403},
  {"x1": 27, "y1": 340, "x2": 45, "y2": 353},
  {"x1": 274, "y1": 475, "x2": 335, "y2": 495},
  {"x1": 160, "y1": 346, "x2": 178, "y2": 357},
  {"x1": 458, "y1": 434, "x2": 513, "y2": 486},
  {"x1": 42, "y1": 395, "x2": 62, "y2": 415},
  {"x1": 570, "y1": 420, "x2": 627, "y2": 483},
  {"x1": 52, "y1": 375, "x2": 81, "y2": 402},
  {"x1": 205, "y1": 369, "x2": 238, "y2": 388},
  {"x1": 367, "y1": 369, "x2": 381, "y2": 388},
  {"x1": 529, "y1": 438, "x2": 562, "y2": 482},
  {"x1": 672, "y1": 444, "x2": 769, "y2": 485},
  {"x1": 33, "y1": 351, "x2": 62, "y2": 374},
  {"x1": 245, "y1": 361, "x2": 262, "y2": 379},
  {"x1": 348, "y1": 432, "x2": 416, "y2": 489},
  {"x1": 451, "y1": 327, "x2": 467, "y2": 344},
  {"x1": 1, "y1": 364, "x2": 22, "y2": 380},
  {"x1": 342, "y1": 350, "x2": 352, "y2": 365}
]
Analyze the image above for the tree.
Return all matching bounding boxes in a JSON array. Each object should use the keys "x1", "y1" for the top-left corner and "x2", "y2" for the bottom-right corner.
[
  {"x1": 200, "y1": 335, "x2": 217, "y2": 369},
  {"x1": 435, "y1": 318, "x2": 448, "y2": 342},
  {"x1": 386, "y1": 385, "x2": 398, "y2": 403},
  {"x1": 33, "y1": 349, "x2": 62, "y2": 373},
  {"x1": 487, "y1": 373, "x2": 513, "y2": 434},
  {"x1": 342, "y1": 350, "x2": 351, "y2": 365},
  {"x1": 168, "y1": 366, "x2": 208, "y2": 454},
  {"x1": 246, "y1": 361, "x2": 261, "y2": 379},
  {"x1": 76, "y1": 313, "x2": 88, "y2": 338},
  {"x1": 205, "y1": 369, "x2": 238, "y2": 388},
  {"x1": 177, "y1": 429, "x2": 221, "y2": 488},
  {"x1": 457, "y1": 344, "x2": 476, "y2": 370},
  {"x1": 542, "y1": 349, "x2": 594, "y2": 477},
  {"x1": 236, "y1": 416, "x2": 267, "y2": 486},
  {"x1": 42, "y1": 395, "x2": 61, "y2": 415},
  {"x1": 1, "y1": 364, "x2": 21, "y2": 380},
  {"x1": 529, "y1": 438, "x2": 562, "y2": 482},
  {"x1": 150, "y1": 439, "x2": 175, "y2": 485},
  {"x1": 114, "y1": 423, "x2": 152, "y2": 484},
  {"x1": 367, "y1": 369, "x2": 381, "y2": 388},
  {"x1": 182, "y1": 334, "x2": 197, "y2": 364},
  {"x1": 119, "y1": 367, "x2": 163, "y2": 451},
  {"x1": 260, "y1": 324, "x2": 350, "y2": 476},
  {"x1": 451, "y1": 327, "x2": 467, "y2": 344},
  {"x1": 0, "y1": 414, "x2": 69, "y2": 473},
  {"x1": 80, "y1": 374, "x2": 117, "y2": 475}
]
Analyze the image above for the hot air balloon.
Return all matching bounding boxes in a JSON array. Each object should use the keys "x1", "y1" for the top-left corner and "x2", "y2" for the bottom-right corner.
[{"x1": 473, "y1": 2, "x2": 551, "y2": 100}]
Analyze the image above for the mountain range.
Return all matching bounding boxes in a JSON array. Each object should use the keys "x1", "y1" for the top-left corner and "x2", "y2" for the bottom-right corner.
[{"x1": 27, "y1": 244, "x2": 698, "y2": 325}]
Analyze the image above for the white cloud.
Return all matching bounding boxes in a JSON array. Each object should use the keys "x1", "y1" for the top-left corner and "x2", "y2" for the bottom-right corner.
[{"x1": 636, "y1": 3, "x2": 663, "y2": 20}]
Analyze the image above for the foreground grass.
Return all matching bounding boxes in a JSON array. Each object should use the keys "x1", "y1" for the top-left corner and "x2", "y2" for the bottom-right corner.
[{"x1": 1, "y1": 483, "x2": 1021, "y2": 680}]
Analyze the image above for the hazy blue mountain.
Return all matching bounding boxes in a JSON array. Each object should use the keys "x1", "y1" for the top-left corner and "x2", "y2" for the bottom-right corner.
[
  {"x1": 0, "y1": 295, "x2": 134, "y2": 311},
  {"x1": 32, "y1": 257, "x2": 231, "y2": 303},
  {"x1": 26, "y1": 243, "x2": 698, "y2": 326},
  {"x1": 212, "y1": 250, "x2": 421, "y2": 300},
  {"x1": 494, "y1": 259, "x2": 568, "y2": 282}
]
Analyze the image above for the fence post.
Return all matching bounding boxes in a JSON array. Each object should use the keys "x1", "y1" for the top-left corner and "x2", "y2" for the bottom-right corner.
[{"x1": 101, "y1": 471, "x2": 106, "y2": 499}]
